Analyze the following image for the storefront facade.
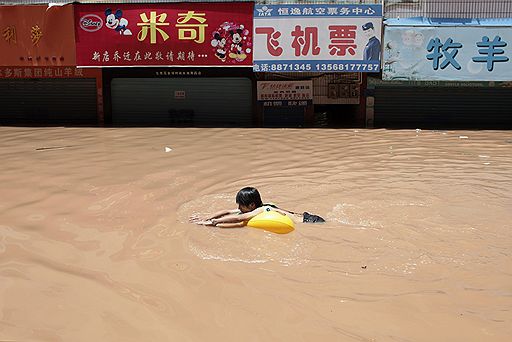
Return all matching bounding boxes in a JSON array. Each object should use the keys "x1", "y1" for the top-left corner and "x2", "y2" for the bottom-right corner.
[
  {"x1": 0, "y1": 4, "x2": 103, "y2": 125},
  {"x1": 101, "y1": 67, "x2": 254, "y2": 126},
  {"x1": 372, "y1": 13, "x2": 512, "y2": 128},
  {"x1": 1, "y1": 1, "x2": 384, "y2": 128},
  {"x1": 74, "y1": 2, "x2": 255, "y2": 127},
  {"x1": 2, "y1": 1, "x2": 510, "y2": 129},
  {"x1": 0, "y1": 66, "x2": 102, "y2": 125},
  {"x1": 253, "y1": 2, "x2": 383, "y2": 127},
  {"x1": 367, "y1": 78, "x2": 512, "y2": 128}
]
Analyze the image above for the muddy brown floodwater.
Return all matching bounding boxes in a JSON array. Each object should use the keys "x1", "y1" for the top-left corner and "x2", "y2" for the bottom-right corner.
[{"x1": 0, "y1": 127, "x2": 511, "y2": 341}]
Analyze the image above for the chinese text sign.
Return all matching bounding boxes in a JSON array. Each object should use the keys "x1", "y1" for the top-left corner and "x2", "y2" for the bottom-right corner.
[
  {"x1": 75, "y1": 2, "x2": 253, "y2": 66},
  {"x1": 253, "y1": 4, "x2": 382, "y2": 73},
  {"x1": 0, "y1": 5, "x2": 76, "y2": 66},
  {"x1": 0, "y1": 66, "x2": 98, "y2": 79},
  {"x1": 383, "y1": 25, "x2": 512, "y2": 81},
  {"x1": 257, "y1": 80, "x2": 313, "y2": 107}
]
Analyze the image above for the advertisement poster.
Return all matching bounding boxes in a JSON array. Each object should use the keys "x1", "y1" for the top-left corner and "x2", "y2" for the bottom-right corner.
[
  {"x1": 75, "y1": 2, "x2": 253, "y2": 67},
  {"x1": 383, "y1": 18, "x2": 512, "y2": 81},
  {"x1": 0, "y1": 5, "x2": 76, "y2": 66},
  {"x1": 253, "y1": 4, "x2": 382, "y2": 72},
  {"x1": 257, "y1": 80, "x2": 313, "y2": 106}
]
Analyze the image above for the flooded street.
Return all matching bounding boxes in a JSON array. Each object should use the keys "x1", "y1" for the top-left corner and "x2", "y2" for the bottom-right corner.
[{"x1": 1, "y1": 127, "x2": 511, "y2": 341}]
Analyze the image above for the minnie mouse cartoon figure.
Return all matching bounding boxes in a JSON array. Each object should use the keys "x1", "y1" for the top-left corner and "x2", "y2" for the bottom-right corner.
[
  {"x1": 105, "y1": 8, "x2": 132, "y2": 35},
  {"x1": 211, "y1": 32, "x2": 227, "y2": 62}
]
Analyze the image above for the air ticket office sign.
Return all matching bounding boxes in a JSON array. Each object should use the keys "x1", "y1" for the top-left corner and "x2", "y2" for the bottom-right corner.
[
  {"x1": 383, "y1": 18, "x2": 512, "y2": 81},
  {"x1": 253, "y1": 4, "x2": 382, "y2": 73},
  {"x1": 75, "y1": 2, "x2": 253, "y2": 67}
]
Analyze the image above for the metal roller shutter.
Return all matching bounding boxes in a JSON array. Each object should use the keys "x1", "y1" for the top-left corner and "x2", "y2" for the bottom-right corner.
[
  {"x1": 0, "y1": 79, "x2": 97, "y2": 125},
  {"x1": 374, "y1": 87, "x2": 512, "y2": 129},
  {"x1": 111, "y1": 77, "x2": 252, "y2": 126}
]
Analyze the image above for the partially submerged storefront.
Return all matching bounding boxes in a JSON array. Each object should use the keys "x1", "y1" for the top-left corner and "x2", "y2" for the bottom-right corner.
[
  {"x1": 104, "y1": 68, "x2": 254, "y2": 126},
  {"x1": 0, "y1": 4, "x2": 103, "y2": 125},
  {"x1": 0, "y1": 66, "x2": 102, "y2": 125},
  {"x1": 74, "y1": 2, "x2": 254, "y2": 126},
  {"x1": 1, "y1": 2, "x2": 385, "y2": 128},
  {"x1": 367, "y1": 78, "x2": 512, "y2": 129},
  {"x1": 369, "y1": 17, "x2": 512, "y2": 128},
  {"x1": 253, "y1": 3, "x2": 383, "y2": 127},
  {"x1": 255, "y1": 80, "x2": 314, "y2": 127}
]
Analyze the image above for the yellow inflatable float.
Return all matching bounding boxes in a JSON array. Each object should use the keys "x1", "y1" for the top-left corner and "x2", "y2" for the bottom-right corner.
[{"x1": 246, "y1": 210, "x2": 295, "y2": 234}]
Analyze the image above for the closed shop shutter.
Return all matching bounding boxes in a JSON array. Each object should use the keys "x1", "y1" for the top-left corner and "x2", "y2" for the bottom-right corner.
[
  {"x1": 374, "y1": 87, "x2": 512, "y2": 129},
  {"x1": 263, "y1": 106, "x2": 305, "y2": 127},
  {"x1": 0, "y1": 79, "x2": 97, "y2": 125},
  {"x1": 111, "y1": 77, "x2": 253, "y2": 126}
]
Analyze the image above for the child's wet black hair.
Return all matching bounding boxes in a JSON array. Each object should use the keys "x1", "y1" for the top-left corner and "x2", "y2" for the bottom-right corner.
[{"x1": 236, "y1": 187, "x2": 263, "y2": 207}]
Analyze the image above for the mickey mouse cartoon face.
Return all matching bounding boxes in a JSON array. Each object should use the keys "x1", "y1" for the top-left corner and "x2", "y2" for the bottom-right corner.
[
  {"x1": 105, "y1": 8, "x2": 132, "y2": 35},
  {"x1": 105, "y1": 9, "x2": 122, "y2": 29},
  {"x1": 230, "y1": 29, "x2": 243, "y2": 44}
]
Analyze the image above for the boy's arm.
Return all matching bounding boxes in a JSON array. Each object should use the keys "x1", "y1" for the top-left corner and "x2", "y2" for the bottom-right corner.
[
  {"x1": 215, "y1": 222, "x2": 246, "y2": 229},
  {"x1": 207, "y1": 209, "x2": 239, "y2": 220},
  {"x1": 190, "y1": 209, "x2": 239, "y2": 223},
  {"x1": 211, "y1": 207, "x2": 264, "y2": 225}
]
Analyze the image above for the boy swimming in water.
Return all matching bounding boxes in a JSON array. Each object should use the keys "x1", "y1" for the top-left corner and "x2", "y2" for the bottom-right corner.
[{"x1": 190, "y1": 187, "x2": 325, "y2": 228}]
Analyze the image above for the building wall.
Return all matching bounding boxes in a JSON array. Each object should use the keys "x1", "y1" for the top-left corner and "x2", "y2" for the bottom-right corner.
[
  {"x1": 3, "y1": 0, "x2": 511, "y2": 18},
  {"x1": 385, "y1": 0, "x2": 512, "y2": 19},
  {"x1": 0, "y1": 0, "x2": 253, "y2": 4}
]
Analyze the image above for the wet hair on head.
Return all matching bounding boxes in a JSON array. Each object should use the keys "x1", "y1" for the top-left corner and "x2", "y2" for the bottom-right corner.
[{"x1": 236, "y1": 187, "x2": 263, "y2": 207}]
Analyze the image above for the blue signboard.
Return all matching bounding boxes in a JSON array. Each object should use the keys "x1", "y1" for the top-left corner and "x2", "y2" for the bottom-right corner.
[{"x1": 383, "y1": 18, "x2": 512, "y2": 81}]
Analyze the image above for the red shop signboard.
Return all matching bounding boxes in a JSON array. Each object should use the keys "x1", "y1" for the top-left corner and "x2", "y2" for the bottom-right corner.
[{"x1": 74, "y1": 2, "x2": 253, "y2": 67}]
